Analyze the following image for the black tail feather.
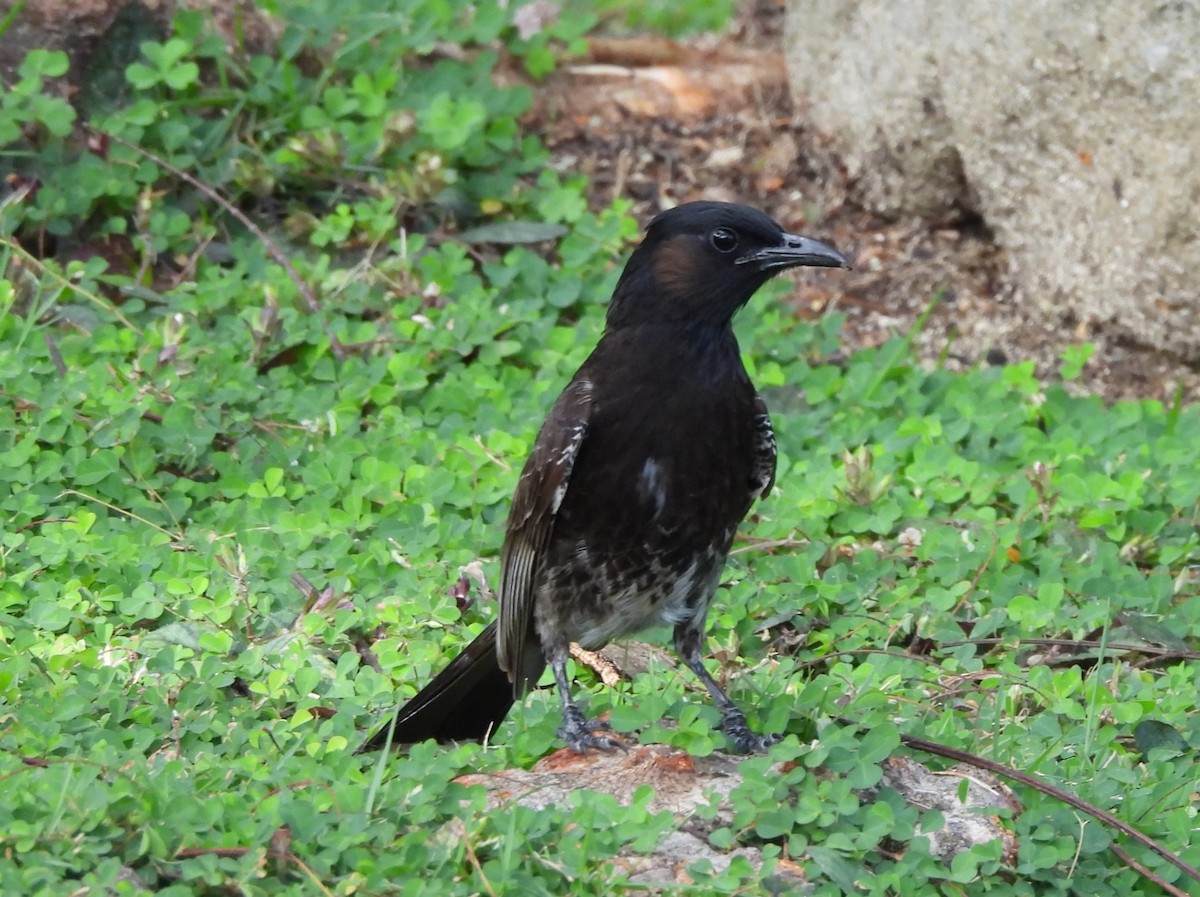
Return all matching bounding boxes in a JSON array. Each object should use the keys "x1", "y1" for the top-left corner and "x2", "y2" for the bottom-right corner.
[{"x1": 359, "y1": 622, "x2": 519, "y2": 751}]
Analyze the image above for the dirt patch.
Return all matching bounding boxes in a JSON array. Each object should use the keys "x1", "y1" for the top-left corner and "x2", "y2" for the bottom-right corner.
[{"x1": 522, "y1": 0, "x2": 1199, "y2": 404}]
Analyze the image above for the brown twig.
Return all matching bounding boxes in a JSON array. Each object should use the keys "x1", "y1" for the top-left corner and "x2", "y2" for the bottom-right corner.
[
  {"x1": 93, "y1": 128, "x2": 316, "y2": 309},
  {"x1": 892, "y1": 729, "x2": 1200, "y2": 890},
  {"x1": 942, "y1": 636, "x2": 1200, "y2": 663},
  {"x1": 1108, "y1": 842, "x2": 1194, "y2": 897},
  {"x1": 90, "y1": 127, "x2": 346, "y2": 360},
  {"x1": 953, "y1": 528, "x2": 999, "y2": 613}
]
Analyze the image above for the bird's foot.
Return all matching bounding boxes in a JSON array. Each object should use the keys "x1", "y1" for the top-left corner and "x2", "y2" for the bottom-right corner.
[
  {"x1": 558, "y1": 706, "x2": 627, "y2": 754},
  {"x1": 721, "y1": 711, "x2": 782, "y2": 754}
]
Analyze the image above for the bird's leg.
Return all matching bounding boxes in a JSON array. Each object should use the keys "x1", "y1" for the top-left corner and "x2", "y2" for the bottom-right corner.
[
  {"x1": 549, "y1": 648, "x2": 626, "y2": 754},
  {"x1": 674, "y1": 622, "x2": 781, "y2": 754}
]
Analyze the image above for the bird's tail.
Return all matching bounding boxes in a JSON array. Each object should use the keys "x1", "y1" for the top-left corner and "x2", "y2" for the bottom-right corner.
[{"x1": 359, "y1": 621, "x2": 517, "y2": 751}]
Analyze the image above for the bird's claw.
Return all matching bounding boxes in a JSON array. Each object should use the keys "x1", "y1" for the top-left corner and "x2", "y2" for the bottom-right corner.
[
  {"x1": 721, "y1": 712, "x2": 782, "y2": 754},
  {"x1": 558, "y1": 711, "x2": 627, "y2": 754}
]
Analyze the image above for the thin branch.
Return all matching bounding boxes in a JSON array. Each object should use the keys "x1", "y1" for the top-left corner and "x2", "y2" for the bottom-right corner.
[
  {"x1": 91, "y1": 127, "x2": 348, "y2": 360},
  {"x1": 0, "y1": 237, "x2": 140, "y2": 331},
  {"x1": 943, "y1": 636, "x2": 1200, "y2": 663},
  {"x1": 58, "y1": 488, "x2": 183, "y2": 542},
  {"x1": 93, "y1": 128, "x2": 317, "y2": 312},
  {"x1": 1109, "y1": 842, "x2": 1194, "y2": 897},
  {"x1": 894, "y1": 729, "x2": 1200, "y2": 889}
]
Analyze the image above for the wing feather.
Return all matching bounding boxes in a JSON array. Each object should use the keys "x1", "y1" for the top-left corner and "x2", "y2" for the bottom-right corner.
[
  {"x1": 751, "y1": 392, "x2": 777, "y2": 500},
  {"x1": 497, "y1": 378, "x2": 593, "y2": 694}
]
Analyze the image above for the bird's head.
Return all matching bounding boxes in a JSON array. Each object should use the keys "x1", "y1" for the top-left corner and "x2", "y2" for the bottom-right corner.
[{"x1": 606, "y1": 202, "x2": 848, "y2": 330}]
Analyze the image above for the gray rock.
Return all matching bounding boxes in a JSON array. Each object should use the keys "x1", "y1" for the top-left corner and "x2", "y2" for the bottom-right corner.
[
  {"x1": 785, "y1": 0, "x2": 1200, "y2": 362},
  {"x1": 451, "y1": 743, "x2": 1017, "y2": 885}
]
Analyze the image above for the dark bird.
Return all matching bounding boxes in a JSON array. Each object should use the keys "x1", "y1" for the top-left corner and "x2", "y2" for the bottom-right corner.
[{"x1": 363, "y1": 201, "x2": 847, "y2": 754}]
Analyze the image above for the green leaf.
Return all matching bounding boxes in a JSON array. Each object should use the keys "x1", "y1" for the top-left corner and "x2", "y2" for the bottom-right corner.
[
  {"x1": 163, "y1": 61, "x2": 200, "y2": 91},
  {"x1": 125, "y1": 61, "x2": 159, "y2": 89},
  {"x1": 30, "y1": 94, "x2": 76, "y2": 136},
  {"x1": 457, "y1": 221, "x2": 567, "y2": 245},
  {"x1": 18, "y1": 49, "x2": 70, "y2": 79},
  {"x1": 806, "y1": 845, "x2": 860, "y2": 893},
  {"x1": 1133, "y1": 719, "x2": 1189, "y2": 758},
  {"x1": 856, "y1": 722, "x2": 901, "y2": 765}
]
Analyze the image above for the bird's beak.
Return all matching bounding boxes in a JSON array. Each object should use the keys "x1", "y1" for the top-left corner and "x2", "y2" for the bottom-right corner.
[{"x1": 737, "y1": 233, "x2": 850, "y2": 271}]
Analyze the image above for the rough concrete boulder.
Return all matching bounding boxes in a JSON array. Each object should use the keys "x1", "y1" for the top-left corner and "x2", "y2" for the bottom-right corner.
[
  {"x1": 785, "y1": 0, "x2": 1200, "y2": 363},
  {"x1": 454, "y1": 744, "x2": 1018, "y2": 885}
]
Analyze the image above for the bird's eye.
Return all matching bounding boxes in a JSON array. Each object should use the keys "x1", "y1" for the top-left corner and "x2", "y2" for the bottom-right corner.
[{"x1": 710, "y1": 227, "x2": 739, "y2": 253}]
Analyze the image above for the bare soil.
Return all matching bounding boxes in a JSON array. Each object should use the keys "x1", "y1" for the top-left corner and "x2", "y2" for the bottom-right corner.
[{"x1": 522, "y1": 0, "x2": 1199, "y2": 404}]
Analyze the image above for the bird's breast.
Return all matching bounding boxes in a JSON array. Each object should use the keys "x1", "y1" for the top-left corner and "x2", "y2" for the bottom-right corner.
[{"x1": 534, "y1": 338, "x2": 760, "y2": 642}]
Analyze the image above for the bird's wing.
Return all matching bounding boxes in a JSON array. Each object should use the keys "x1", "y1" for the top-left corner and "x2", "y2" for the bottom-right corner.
[
  {"x1": 751, "y1": 392, "x2": 777, "y2": 500},
  {"x1": 497, "y1": 378, "x2": 593, "y2": 693}
]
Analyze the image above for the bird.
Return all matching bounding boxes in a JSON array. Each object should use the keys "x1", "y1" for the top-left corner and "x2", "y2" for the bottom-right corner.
[{"x1": 362, "y1": 201, "x2": 848, "y2": 755}]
